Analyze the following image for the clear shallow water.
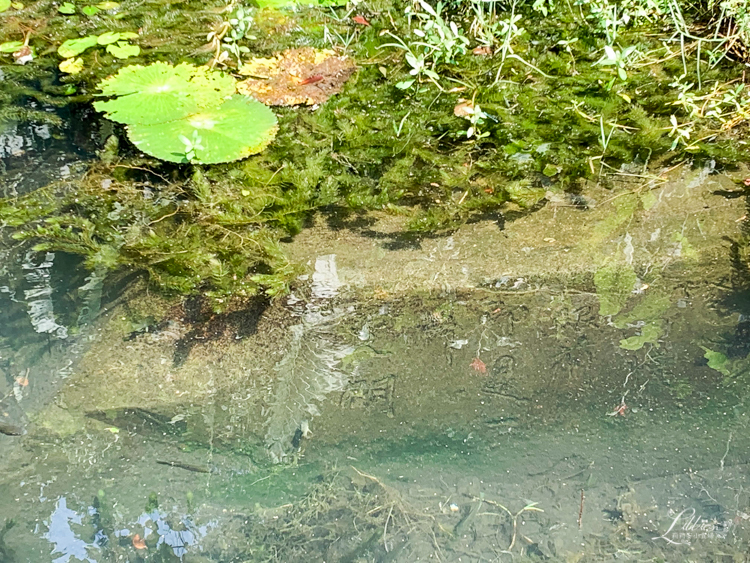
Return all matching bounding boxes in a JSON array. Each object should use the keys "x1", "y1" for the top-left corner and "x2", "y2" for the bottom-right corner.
[
  {"x1": 1, "y1": 237, "x2": 750, "y2": 562},
  {"x1": 1, "y1": 82, "x2": 750, "y2": 563}
]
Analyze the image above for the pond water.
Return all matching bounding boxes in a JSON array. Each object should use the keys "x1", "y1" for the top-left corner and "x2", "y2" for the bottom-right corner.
[
  {"x1": 2, "y1": 126, "x2": 750, "y2": 563},
  {"x1": 3, "y1": 16, "x2": 750, "y2": 561}
]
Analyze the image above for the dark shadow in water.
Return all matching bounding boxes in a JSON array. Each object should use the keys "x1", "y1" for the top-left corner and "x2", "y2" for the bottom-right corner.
[
  {"x1": 317, "y1": 198, "x2": 560, "y2": 253},
  {"x1": 172, "y1": 295, "x2": 270, "y2": 367},
  {"x1": 87, "y1": 408, "x2": 188, "y2": 436}
]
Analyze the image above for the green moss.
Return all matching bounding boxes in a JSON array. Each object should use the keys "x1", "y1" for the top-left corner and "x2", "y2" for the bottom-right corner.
[
  {"x1": 594, "y1": 264, "x2": 637, "y2": 317},
  {"x1": 619, "y1": 320, "x2": 662, "y2": 350},
  {"x1": 613, "y1": 291, "x2": 671, "y2": 329}
]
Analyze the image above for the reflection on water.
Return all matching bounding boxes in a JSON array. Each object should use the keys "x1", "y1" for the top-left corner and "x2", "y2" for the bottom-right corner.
[
  {"x1": 0, "y1": 118, "x2": 85, "y2": 197},
  {"x1": 265, "y1": 254, "x2": 354, "y2": 462},
  {"x1": 44, "y1": 498, "x2": 97, "y2": 563},
  {"x1": 39, "y1": 497, "x2": 214, "y2": 562}
]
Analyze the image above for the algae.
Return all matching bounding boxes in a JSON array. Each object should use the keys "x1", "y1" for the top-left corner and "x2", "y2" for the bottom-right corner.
[
  {"x1": 618, "y1": 319, "x2": 662, "y2": 350},
  {"x1": 594, "y1": 263, "x2": 637, "y2": 316}
]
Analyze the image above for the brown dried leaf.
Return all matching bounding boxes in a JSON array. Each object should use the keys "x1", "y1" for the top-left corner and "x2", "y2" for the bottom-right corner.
[
  {"x1": 237, "y1": 47, "x2": 356, "y2": 106},
  {"x1": 453, "y1": 99, "x2": 474, "y2": 117}
]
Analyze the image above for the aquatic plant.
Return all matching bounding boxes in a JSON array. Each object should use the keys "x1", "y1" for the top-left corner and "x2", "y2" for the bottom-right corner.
[
  {"x1": 94, "y1": 62, "x2": 278, "y2": 163},
  {"x1": 3, "y1": 0, "x2": 750, "y2": 304}
]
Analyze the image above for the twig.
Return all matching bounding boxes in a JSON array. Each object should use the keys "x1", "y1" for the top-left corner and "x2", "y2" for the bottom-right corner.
[
  {"x1": 113, "y1": 164, "x2": 170, "y2": 183},
  {"x1": 384, "y1": 504, "x2": 393, "y2": 552},
  {"x1": 577, "y1": 489, "x2": 585, "y2": 529},
  {"x1": 472, "y1": 496, "x2": 543, "y2": 551}
]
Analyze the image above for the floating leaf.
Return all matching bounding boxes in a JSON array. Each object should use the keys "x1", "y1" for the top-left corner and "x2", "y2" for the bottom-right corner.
[
  {"x1": 59, "y1": 57, "x2": 84, "y2": 74},
  {"x1": 94, "y1": 62, "x2": 235, "y2": 125},
  {"x1": 0, "y1": 41, "x2": 23, "y2": 53},
  {"x1": 96, "y1": 0, "x2": 119, "y2": 7},
  {"x1": 106, "y1": 41, "x2": 139, "y2": 59},
  {"x1": 58, "y1": 2, "x2": 76, "y2": 14},
  {"x1": 58, "y1": 35, "x2": 99, "y2": 58},
  {"x1": 81, "y1": 5, "x2": 100, "y2": 15},
  {"x1": 11, "y1": 1, "x2": 21, "y2": 7},
  {"x1": 127, "y1": 95, "x2": 277, "y2": 164},
  {"x1": 0, "y1": 0, "x2": 10, "y2": 12},
  {"x1": 237, "y1": 47, "x2": 356, "y2": 106},
  {"x1": 96, "y1": 31, "x2": 137, "y2": 45},
  {"x1": 97, "y1": 31, "x2": 121, "y2": 45}
]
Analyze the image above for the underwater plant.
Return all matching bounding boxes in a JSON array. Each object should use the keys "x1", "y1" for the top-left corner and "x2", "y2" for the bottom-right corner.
[{"x1": 94, "y1": 62, "x2": 278, "y2": 163}]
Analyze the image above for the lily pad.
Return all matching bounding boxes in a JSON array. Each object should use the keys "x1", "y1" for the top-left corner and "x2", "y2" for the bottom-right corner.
[
  {"x1": 97, "y1": 31, "x2": 138, "y2": 45},
  {"x1": 237, "y1": 47, "x2": 356, "y2": 106},
  {"x1": 82, "y1": 5, "x2": 100, "y2": 15},
  {"x1": 0, "y1": 0, "x2": 10, "y2": 12},
  {"x1": 106, "y1": 41, "x2": 139, "y2": 59},
  {"x1": 96, "y1": 1, "x2": 119, "y2": 7},
  {"x1": 58, "y1": 35, "x2": 99, "y2": 58},
  {"x1": 58, "y1": 2, "x2": 76, "y2": 14},
  {"x1": 127, "y1": 95, "x2": 277, "y2": 164},
  {"x1": 94, "y1": 62, "x2": 235, "y2": 125},
  {"x1": 97, "y1": 32, "x2": 121, "y2": 45}
]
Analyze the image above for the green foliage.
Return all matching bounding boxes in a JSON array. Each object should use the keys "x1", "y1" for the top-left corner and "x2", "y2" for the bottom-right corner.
[
  {"x1": 58, "y1": 36, "x2": 100, "y2": 58},
  {"x1": 4, "y1": 0, "x2": 750, "y2": 304},
  {"x1": 94, "y1": 63, "x2": 277, "y2": 164},
  {"x1": 0, "y1": 166, "x2": 299, "y2": 306},
  {"x1": 701, "y1": 347, "x2": 732, "y2": 377},
  {"x1": 95, "y1": 63, "x2": 235, "y2": 124},
  {"x1": 128, "y1": 96, "x2": 277, "y2": 164}
]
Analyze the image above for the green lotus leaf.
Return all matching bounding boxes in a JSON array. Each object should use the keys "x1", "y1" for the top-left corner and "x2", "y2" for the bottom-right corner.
[
  {"x1": 58, "y1": 35, "x2": 99, "y2": 58},
  {"x1": 106, "y1": 41, "x2": 139, "y2": 59},
  {"x1": 81, "y1": 5, "x2": 100, "y2": 15},
  {"x1": 0, "y1": 0, "x2": 10, "y2": 12},
  {"x1": 96, "y1": 1, "x2": 119, "y2": 8},
  {"x1": 58, "y1": 2, "x2": 76, "y2": 14},
  {"x1": 127, "y1": 95, "x2": 277, "y2": 164},
  {"x1": 94, "y1": 62, "x2": 235, "y2": 125}
]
